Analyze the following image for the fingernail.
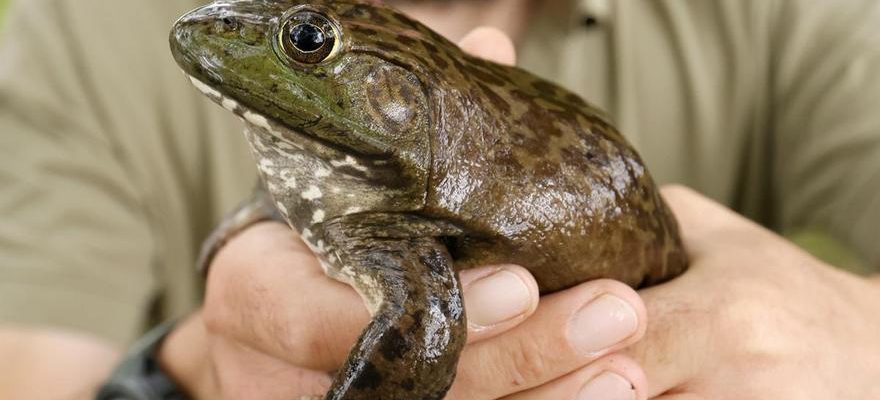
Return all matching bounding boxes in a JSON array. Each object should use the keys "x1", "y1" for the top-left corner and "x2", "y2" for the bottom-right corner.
[
  {"x1": 567, "y1": 294, "x2": 638, "y2": 355},
  {"x1": 463, "y1": 268, "x2": 532, "y2": 328},
  {"x1": 578, "y1": 372, "x2": 636, "y2": 400}
]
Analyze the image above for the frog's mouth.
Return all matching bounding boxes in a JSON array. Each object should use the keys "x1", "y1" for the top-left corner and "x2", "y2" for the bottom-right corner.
[
  {"x1": 186, "y1": 74, "x2": 353, "y2": 159},
  {"x1": 188, "y1": 75, "x2": 282, "y2": 135}
]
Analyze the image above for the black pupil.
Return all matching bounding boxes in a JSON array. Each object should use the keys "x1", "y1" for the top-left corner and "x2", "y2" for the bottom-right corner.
[{"x1": 290, "y1": 23, "x2": 326, "y2": 52}]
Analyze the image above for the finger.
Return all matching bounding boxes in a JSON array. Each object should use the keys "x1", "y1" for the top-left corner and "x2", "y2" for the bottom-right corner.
[
  {"x1": 458, "y1": 26, "x2": 517, "y2": 66},
  {"x1": 159, "y1": 314, "x2": 215, "y2": 399},
  {"x1": 448, "y1": 280, "x2": 647, "y2": 400},
  {"x1": 461, "y1": 264, "x2": 541, "y2": 343},
  {"x1": 162, "y1": 312, "x2": 333, "y2": 400},
  {"x1": 625, "y1": 240, "x2": 730, "y2": 396},
  {"x1": 208, "y1": 334, "x2": 331, "y2": 400},
  {"x1": 203, "y1": 222, "x2": 539, "y2": 371},
  {"x1": 203, "y1": 222, "x2": 360, "y2": 372},
  {"x1": 503, "y1": 354, "x2": 646, "y2": 400},
  {"x1": 624, "y1": 279, "x2": 711, "y2": 397}
]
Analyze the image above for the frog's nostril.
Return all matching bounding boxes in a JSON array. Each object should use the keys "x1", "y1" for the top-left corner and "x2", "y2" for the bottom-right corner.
[{"x1": 221, "y1": 16, "x2": 239, "y2": 30}]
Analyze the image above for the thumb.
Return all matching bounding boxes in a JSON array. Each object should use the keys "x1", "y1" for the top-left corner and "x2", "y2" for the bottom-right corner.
[
  {"x1": 458, "y1": 26, "x2": 517, "y2": 66},
  {"x1": 625, "y1": 273, "x2": 712, "y2": 397}
]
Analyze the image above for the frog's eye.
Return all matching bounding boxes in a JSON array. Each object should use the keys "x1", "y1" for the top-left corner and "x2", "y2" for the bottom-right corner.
[{"x1": 278, "y1": 10, "x2": 341, "y2": 65}]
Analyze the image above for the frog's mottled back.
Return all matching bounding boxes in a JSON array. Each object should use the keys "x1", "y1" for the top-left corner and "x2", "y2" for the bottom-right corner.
[{"x1": 171, "y1": 1, "x2": 687, "y2": 399}]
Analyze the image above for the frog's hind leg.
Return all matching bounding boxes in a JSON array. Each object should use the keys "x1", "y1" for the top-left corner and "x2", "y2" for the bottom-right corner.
[
  {"x1": 320, "y1": 221, "x2": 466, "y2": 400},
  {"x1": 197, "y1": 185, "x2": 283, "y2": 276}
]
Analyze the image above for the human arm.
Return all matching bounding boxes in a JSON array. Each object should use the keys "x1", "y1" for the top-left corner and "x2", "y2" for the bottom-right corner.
[{"x1": 0, "y1": 328, "x2": 120, "y2": 400}]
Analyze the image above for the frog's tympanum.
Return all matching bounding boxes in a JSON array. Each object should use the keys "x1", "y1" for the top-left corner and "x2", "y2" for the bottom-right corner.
[{"x1": 171, "y1": 1, "x2": 687, "y2": 399}]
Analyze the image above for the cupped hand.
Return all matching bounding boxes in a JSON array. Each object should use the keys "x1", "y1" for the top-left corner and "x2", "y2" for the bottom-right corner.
[
  {"x1": 161, "y1": 221, "x2": 648, "y2": 400},
  {"x1": 629, "y1": 186, "x2": 880, "y2": 399}
]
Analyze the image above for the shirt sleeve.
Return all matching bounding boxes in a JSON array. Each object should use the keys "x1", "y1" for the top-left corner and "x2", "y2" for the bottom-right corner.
[
  {"x1": 0, "y1": 1, "x2": 158, "y2": 344},
  {"x1": 772, "y1": 0, "x2": 880, "y2": 271}
]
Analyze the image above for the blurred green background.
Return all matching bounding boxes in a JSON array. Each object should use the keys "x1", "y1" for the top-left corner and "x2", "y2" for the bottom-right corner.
[{"x1": 0, "y1": 0, "x2": 7, "y2": 30}]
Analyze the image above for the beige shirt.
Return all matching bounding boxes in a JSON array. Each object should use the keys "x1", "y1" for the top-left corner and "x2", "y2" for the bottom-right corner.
[{"x1": 1, "y1": 0, "x2": 879, "y2": 345}]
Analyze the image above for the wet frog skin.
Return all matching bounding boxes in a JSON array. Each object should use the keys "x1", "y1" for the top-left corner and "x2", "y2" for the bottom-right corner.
[{"x1": 170, "y1": 1, "x2": 688, "y2": 399}]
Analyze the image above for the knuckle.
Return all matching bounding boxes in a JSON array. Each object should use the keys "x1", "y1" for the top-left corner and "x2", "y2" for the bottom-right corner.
[
  {"x1": 453, "y1": 336, "x2": 553, "y2": 399},
  {"x1": 504, "y1": 336, "x2": 552, "y2": 388},
  {"x1": 202, "y1": 291, "x2": 233, "y2": 336}
]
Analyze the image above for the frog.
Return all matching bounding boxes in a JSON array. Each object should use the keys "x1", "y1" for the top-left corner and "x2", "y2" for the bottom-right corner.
[{"x1": 169, "y1": 1, "x2": 688, "y2": 399}]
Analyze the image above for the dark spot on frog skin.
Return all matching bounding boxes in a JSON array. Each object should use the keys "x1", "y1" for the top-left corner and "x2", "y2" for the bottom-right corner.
[
  {"x1": 493, "y1": 147, "x2": 526, "y2": 175},
  {"x1": 476, "y1": 82, "x2": 511, "y2": 114},
  {"x1": 408, "y1": 309, "x2": 425, "y2": 331},
  {"x1": 396, "y1": 34, "x2": 417, "y2": 47},
  {"x1": 449, "y1": 56, "x2": 468, "y2": 76},
  {"x1": 532, "y1": 79, "x2": 560, "y2": 95},
  {"x1": 469, "y1": 65, "x2": 506, "y2": 87},
  {"x1": 425, "y1": 28, "x2": 449, "y2": 46},
  {"x1": 379, "y1": 328, "x2": 409, "y2": 360},
  {"x1": 422, "y1": 41, "x2": 439, "y2": 54},
  {"x1": 438, "y1": 236, "x2": 463, "y2": 260},
  {"x1": 376, "y1": 41, "x2": 403, "y2": 54},
  {"x1": 352, "y1": 361, "x2": 384, "y2": 390},
  {"x1": 565, "y1": 92, "x2": 587, "y2": 107},
  {"x1": 352, "y1": 26, "x2": 379, "y2": 37},
  {"x1": 368, "y1": 11, "x2": 390, "y2": 25},
  {"x1": 429, "y1": 52, "x2": 450, "y2": 70},
  {"x1": 392, "y1": 12, "x2": 423, "y2": 31}
]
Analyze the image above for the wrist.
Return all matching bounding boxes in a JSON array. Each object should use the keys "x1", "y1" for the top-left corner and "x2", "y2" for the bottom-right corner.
[
  {"x1": 96, "y1": 321, "x2": 188, "y2": 400},
  {"x1": 158, "y1": 315, "x2": 215, "y2": 400}
]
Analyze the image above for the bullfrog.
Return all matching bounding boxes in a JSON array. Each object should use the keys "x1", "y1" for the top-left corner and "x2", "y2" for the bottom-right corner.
[{"x1": 170, "y1": 1, "x2": 687, "y2": 399}]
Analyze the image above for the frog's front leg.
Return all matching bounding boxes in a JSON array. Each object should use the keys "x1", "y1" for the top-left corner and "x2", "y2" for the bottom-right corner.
[
  {"x1": 197, "y1": 184, "x2": 282, "y2": 275},
  {"x1": 319, "y1": 218, "x2": 467, "y2": 400}
]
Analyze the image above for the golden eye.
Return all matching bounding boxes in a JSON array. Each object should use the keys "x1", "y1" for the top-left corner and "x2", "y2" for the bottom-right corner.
[{"x1": 278, "y1": 10, "x2": 341, "y2": 65}]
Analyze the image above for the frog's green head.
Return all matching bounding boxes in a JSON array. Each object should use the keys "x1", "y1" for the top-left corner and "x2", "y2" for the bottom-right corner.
[{"x1": 170, "y1": 0, "x2": 472, "y2": 190}]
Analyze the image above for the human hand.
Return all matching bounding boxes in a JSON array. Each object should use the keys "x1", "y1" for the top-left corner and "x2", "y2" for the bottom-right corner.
[
  {"x1": 160, "y1": 221, "x2": 651, "y2": 400},
  {"x1": 623, "y1": 186, "x2": 880, "y2": 399}
]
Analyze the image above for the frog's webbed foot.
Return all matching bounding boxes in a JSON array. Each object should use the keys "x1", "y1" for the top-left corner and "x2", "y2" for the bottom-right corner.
[
  {"x1": 197, "y1": 185, "x2": 283, "y2": 275},
  {"x1": 319, "y1": 217, "x2": 467, "y2": 400}
]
